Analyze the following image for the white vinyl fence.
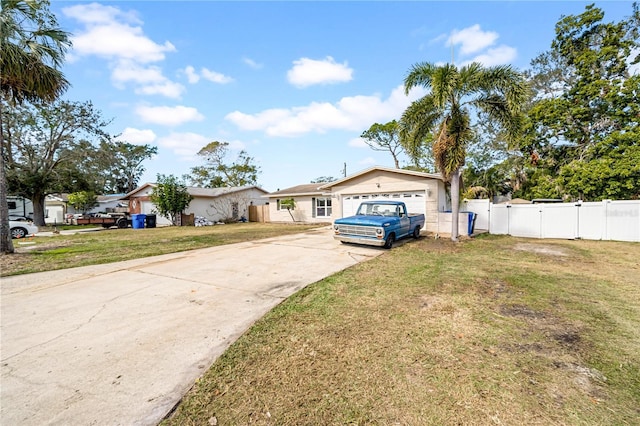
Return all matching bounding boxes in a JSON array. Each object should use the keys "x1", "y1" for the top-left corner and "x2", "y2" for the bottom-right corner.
[
  {"x1": 464, "y1": 200, "x2": 640, "y2": 242},
  {"x1": 462, "y1": 199, "x2": 491, "y2": 231}
]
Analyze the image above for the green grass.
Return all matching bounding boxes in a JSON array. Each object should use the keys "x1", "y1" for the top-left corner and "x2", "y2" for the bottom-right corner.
[
  {"x1": 1, "y1": 223, "x2": 320, "y2": 276},
  {"x1": 162, "y1": 235, "x2": 640, "y2": 426}
]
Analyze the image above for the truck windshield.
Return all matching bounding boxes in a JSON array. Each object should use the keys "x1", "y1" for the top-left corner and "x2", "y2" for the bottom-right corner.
[{"x1": 356, "y1": 203, "x2": 397, "y2": 217}]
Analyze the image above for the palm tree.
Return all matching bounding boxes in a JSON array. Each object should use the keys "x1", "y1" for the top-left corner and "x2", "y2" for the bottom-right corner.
[
  {"x1": 400, "y1": 62, "x2": 527, "y2": 241},
  {"x1": 0, "y1": 0, "x2": 70, "y2": 253}
]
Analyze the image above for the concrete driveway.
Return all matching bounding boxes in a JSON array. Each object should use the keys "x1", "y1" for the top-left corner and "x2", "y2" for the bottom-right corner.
[{"x1": 1, "y1": 228, "x2": 383, "y2": 425}]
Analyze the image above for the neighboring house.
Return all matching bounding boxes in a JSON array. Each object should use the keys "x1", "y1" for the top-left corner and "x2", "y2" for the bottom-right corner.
[
  {"x1": 45, "y1": 193, "x2": 127, "y2": 224},
  {"x1": 122, "y1": 184, "x2": 269, "y2": 226},
  {"x1": 265, "y1": 166, "x2": 449, "y2": 233},
  {"x1": 266, "y1": 184, "x2": 333, "y2": 224},
  {"x1": 44, "y1": 194, "x2": 67, "y2": 224}
]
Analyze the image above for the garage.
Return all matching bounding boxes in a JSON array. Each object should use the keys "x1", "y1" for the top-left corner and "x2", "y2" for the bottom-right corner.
[
  {"x1": 319, "y1": 166, "x2": 448, "y2": 234},
  {"x1": 341, "y1": 191, "x2": 426, "y2": 217}
]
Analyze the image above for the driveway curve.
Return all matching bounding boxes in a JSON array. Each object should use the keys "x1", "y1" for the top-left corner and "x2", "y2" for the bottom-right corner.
[{"x1": 1, "y1": 228, "x2": 382, "y2": 425}]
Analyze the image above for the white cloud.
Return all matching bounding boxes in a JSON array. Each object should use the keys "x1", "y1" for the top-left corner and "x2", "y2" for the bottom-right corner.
[
  {"x1": 201, "y1": 68, "x2": 234, "y2": 84},
  {"x1": 63, "y1": 3, "x2": 180, "y2": 98},
  {"x1": 112, "y1": 61, "x2": 166, "y2": 86},
  {"x1": 227, "y1": 140, "x2": 247, "y2": 150},
  {"x1": 359, "y1": 157, "x2": 376, "y2": 166},
  {"x1": 225, "y1": 85, "x2": 424, "y2": 137},
  {"x1": 157, "y1": 132, "x2": 210, "y2": 159},
  {"x1": 184, "y1": 66, "x2": 200, "y2": 84},
  {"x1": 181, "y1": 66, "x2": 234, "y2": 84},
  {"x1": 437, "y1": 24, "x2": 517, "y2": 67},
  {"x1": 64, "y1": 3, "x2": 175, "y2": 63},
  {"x1": 115, "y1": 127, "x2": 157, "y2": 145},
  {"x1": 287, "y1": 56, "x2": 353, "y2": 88},
  {"x1": 135, "y1": 81, "x2": 185, "y2": 98},
  {"x1": 243, "y1": 57, "x2": 263, "y2": 69},
  {"x1": 110, "y1": 60, "x2": 184, "y2": 98},
  {"x1": 135, "y1": 105, "x2": 205, "y2": 126},
  {"x1": 465, "y1": 45, "x2": 518, "y2": 67},
  {"x1": 63, "y1": 2, "x2": 141, "y2": 26},
  {"x1": 448, "y1": 24, "x2": 498, "y2": 56},
  {"x1": 348, "y1": 137, "x2": 368, "y2": 148}
]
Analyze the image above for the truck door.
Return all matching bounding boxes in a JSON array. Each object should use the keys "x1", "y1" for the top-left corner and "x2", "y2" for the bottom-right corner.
[{"x1": 397, "y1": 204, "x2": 410, "y2": 236}]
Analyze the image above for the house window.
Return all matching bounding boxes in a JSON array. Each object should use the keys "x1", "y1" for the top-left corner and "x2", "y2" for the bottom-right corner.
[
  {"x1": 277, "y1": 199, "x2": 295, "y2": 211},
  {"x1": 315, "y1": 197, "x2": 332, "y2": 217}
]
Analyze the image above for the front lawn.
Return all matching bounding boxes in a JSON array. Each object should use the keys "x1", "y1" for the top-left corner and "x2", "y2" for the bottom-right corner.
[{"x1": 163, "y1": 235, "x2": 640, "y2": 425}]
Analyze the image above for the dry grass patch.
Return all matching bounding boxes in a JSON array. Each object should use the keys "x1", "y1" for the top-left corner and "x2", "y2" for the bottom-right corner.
[{"x1": 163, "y1": 235, "x2": 640, "y2": 425}]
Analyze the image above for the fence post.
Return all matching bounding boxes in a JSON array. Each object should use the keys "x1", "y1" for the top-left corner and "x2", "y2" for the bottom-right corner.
[
  {"x1": 575, "y1": 200, "x2": 581, "y2": 239},
  {"x1": 603, "y1": 200, "x2": 610, "y2": 241}
]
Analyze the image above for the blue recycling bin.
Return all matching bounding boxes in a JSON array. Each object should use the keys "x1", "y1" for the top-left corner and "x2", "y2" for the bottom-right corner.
[
  {"x1": 131, "y1": 214, "x2": 146, "y2": 229},
  {"x1": 461, "y1": 211, "x2": 476, "y2": 235}
]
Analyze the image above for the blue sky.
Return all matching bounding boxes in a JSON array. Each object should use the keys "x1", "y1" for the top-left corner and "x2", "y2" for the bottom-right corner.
[{"x1": 52, "y1": 1, "x2": 632, "y2": 192}]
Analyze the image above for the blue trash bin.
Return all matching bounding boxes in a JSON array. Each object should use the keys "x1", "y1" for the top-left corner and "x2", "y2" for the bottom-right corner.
[
  {"x1": 131, "y1": 214, "x2": 146, "y2": 229},
  {"x1": 461, "y1": 211, "x2": 476, "y2": 235}
]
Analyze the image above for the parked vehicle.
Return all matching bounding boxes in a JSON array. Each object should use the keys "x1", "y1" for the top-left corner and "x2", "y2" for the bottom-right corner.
[
  {"x1": 9, "y1": 220, "x2": 39, "y2": 239},
  {"x1": 75, "y1": 213, "x2": 131, "y2": 228},
  {"x1": 7, "y1": 196, "x2": 34, "y2": 220},
  {"x1": 333, "y1": 200, "x2": 425, "y2": 249}
]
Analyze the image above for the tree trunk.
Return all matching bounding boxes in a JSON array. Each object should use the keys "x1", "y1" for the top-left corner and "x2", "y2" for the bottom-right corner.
[
  {"x1": 0, "y1": 102, "x2": 15, "y2": 253},
  {"x1": 32, "y1": 193, "x2": 47, "y2": 226},
  {"x1": 450, "y1": 168, "x2": 461, "y2": 242}
]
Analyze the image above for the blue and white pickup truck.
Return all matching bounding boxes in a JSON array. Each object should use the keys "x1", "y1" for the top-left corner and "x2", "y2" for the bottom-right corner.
[{"x1": 333, "y1": 200, "x2": 425, "y2": 249}]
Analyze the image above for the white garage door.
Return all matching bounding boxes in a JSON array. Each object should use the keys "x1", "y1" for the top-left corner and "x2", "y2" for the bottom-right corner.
[{"x1": 342, "y1": 192, "x2": 426, "y2": 217}]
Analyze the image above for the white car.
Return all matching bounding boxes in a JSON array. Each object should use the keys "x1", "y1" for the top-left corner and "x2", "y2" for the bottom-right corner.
[{"x1": 9, "y1": 220, "x2": 39, "y2": 239}]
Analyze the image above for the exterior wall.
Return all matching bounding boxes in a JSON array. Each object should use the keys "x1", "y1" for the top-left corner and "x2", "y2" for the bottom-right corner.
[
  {"x1": 129, "y1": 187, "x2": 268, "y2": 225},
  {"x1": 45, "y1": 205, "x2": 65, "y2": 224},
  {"x1": 326, "y1": 171, "x2": 446, "y2": 233},
  {"x1": 186, "y1": 188, "x2": 267, "y2": 222},
  {"x1": 88, "y1": 200, "x2": 122, "y2": 214},
  {"x1": 437, "y1": 212, "x2": 471, "y2": 237},
  {"x1": 139, "y1": 200, "x2": 173, "y2": 226},
  {"x1": 267, "y1": 196, "x2": 331, "y2": 224}
]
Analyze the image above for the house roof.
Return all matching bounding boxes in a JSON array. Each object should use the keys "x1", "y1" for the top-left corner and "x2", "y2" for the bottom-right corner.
[
  {"x1": 97, "y1": 194, "x2": 126, "y2": 202},
  {"x1": 318, "y1": 166, "x2": 443, "y2": 189},
  {"x1": 122, "y1": 183, "x2": 268, "y2": 199},
  {"x1": 265, "y1": 183, "x2": 326, "y2": 198},
  {"x1": 187, "y1": 186, "x2": 268, "y2": 198},
  {"x1": 46, "y1": 193, "x2": 125, "y2": 203}
]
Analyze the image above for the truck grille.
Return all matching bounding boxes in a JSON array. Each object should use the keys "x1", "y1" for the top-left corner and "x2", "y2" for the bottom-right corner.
[{"x1": 337, "y1": 225, "x2": 378, "y2": 237}]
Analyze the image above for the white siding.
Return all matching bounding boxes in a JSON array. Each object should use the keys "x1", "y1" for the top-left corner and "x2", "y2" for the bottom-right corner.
[{"x1": 341, "y1": 192, "x2": 427, "y2": 229}]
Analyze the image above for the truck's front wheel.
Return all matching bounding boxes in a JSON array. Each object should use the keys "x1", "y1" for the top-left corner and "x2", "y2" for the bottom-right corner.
[{"x1": 384, "y1": 233, "x2": 395, "y2": 249}]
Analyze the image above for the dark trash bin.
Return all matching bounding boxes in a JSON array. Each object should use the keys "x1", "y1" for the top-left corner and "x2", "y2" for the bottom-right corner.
[{"x1": 145, "y1": 214, "x2": 157, "y2": 228}]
